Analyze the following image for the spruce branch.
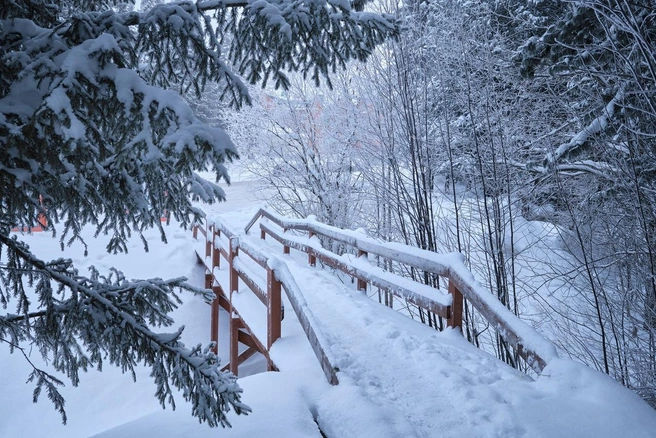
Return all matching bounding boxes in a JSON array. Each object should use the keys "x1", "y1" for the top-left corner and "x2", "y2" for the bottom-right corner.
[{"x1": 0, "y1": 232, "x2": 248, "y2": 427}]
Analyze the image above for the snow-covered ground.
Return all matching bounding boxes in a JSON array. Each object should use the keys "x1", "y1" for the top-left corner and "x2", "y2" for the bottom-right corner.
[{"x1": 3, "y1": 173, "x2": 656, "y2": 437}]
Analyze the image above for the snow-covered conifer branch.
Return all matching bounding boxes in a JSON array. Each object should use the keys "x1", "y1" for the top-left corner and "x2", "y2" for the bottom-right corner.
[{"x1": 0, "y1": 233, "x2": 248, "y2": 426}]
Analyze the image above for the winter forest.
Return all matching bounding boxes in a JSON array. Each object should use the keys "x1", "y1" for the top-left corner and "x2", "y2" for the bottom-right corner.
[
  {"x1": 2, "y1": 0, "x2": 656, "y2": 430},
  {"x1": 225, "y1": 0, "x2": 656, "y2": 409}
]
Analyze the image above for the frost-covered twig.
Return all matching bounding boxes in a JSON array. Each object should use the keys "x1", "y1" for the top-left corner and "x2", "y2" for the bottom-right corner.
[{"x1": 545, "y1": 85, "x2": 626, "y2": 164}]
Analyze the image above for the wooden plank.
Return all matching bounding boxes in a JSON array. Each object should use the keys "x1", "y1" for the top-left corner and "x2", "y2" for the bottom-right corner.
[
  {"x1": 205, "y1": 225, "x2": 212, "y2": 257},
  {"x1": 283, "y1": 228, "x2": 290, "y2": 254},
  {"x1": 238, "y1": 329, "x2": 263, "y2": 351},
  {"x1": 236, "y1": 269, "x2": 267, "y2": 305},
  {"x1": 447, "y1": 281, "x2": 463, "y2": 330},
  {"x1": 239, "y1": 240, "x2": 269, "y2": 269},
  {"x1": 217, "y1": 289, "x2": 231, "y2": 312},
  {"x1": 229, "y1": 237, "x2": 239, "y2": 294},
  {"x1": 230, "y1": 317, "x2": 242, "y2": 375},
  {"x1": 244, "y1": 209, "x2": 265, "y2": 234},
  {"x1": 267, "y1": 267, "x2": 282, "y2": 349},
  {"x1": 357, "y1": 250, "x2": 367, "y2": 291},
  {"x1": 262, "y1": 214, "x2": 452, "y2": 278},
  {"x1": 212, "y1": 285, "x2": 231, "y2": 312},
  {"x1": 278, "y1": 277, "x2": 339, "y2": 385},
  {"x1": 308, "y1": 231, "x2": 317, "y2": 266},
  {"x1": 212, "y1": 218, "x2": 235, "y2": 239},
  {"x1": 236, "y1": 347, "x2": 259, "y2": 366},
  {"x1": 221, "y1": 347, "x2": 258, "y2": 372},
  {"x1": 212, "y1": 228, "x2": 221, "y2": 269},
  {"x1": 211, "y1": 295, "x2": 220, "y2": 354},
  {"x1": 230, "y1": 306, "x2": 272, "y2": 366},
  {"x1": 197, "y1": 224, "x2": 207, "y2": 238},
  {"x1": 204, "y1": 269, "x2": 212, "y2": 289}
]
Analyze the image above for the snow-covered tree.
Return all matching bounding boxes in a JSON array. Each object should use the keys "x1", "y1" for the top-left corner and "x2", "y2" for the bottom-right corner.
[
  {"x1": 0, "y1": 0, "x2": 398, "y2": 426},
  {"x1": 225, "y1": 76, "x2": 366, "y2": 230},
  {"x1": 510, "y1": 0, "x2": 656, "y2": 404}
]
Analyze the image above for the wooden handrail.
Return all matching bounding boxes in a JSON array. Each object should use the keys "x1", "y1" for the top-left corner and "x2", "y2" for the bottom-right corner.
[
  {"x1": 194, "y1": 215, "x2": 339, "y2": 383},
  {"x1": 267, "y1": 257, "x2": 340, "y2": 385},
  {"x1": 260, "y1": 221, "x2": 453, "y2": 319},
  {"x1": 246, "y1": 209, "x2": 559, "y2": 374}
]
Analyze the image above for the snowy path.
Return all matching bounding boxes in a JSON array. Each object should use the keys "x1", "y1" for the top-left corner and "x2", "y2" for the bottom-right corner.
[
  {"x1": 252, "y1": 239, "x2": 656, "y2": 438},
  {"x1": 281, "y1": 256, "x2": 526, "y2": 437}
]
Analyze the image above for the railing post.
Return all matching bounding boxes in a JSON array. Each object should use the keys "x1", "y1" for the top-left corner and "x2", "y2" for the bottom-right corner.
[
  {"x1": 209, "y1": 225, "x2": 221, "y2": 353},
  {"x1": 447, "y1": 279, "x2": 463, "y2": 330},
  {"x1": 212, "y1": 228, "x2": 221, "y2": 269},
  {"x1": 267, "y1": 266, "x2": 282, "y2": 355},
  {"x1": 204, "y1": 224, "x2": 213, "y2": 289},
  {"x1": 210, "y1": 294, "x2": 219, "y2": 354},
  {"x1": 230, "y1": 316, "x2": 241, "y2": 375},
  {"x1": 229, "y1": 236, "x2": 239, "y2": 295},
  {"x1": 192, "y1": 223, "x2": 198, "y2": 239},
  {"x1": 205, "y1": 224, "x2": 212, "y2": 257},
  {"x1": 260, "y1": 228, "x2": 266, "y2": 240},
  {"x1": 357, "y1": 250, "x2": 368, "y2": 292},
  {"x1": 308, "y1": 231, "x2": 317, "y2": 266},
  {"x1": 282, "y1": 228, "x2": 290, "y2": 254}
]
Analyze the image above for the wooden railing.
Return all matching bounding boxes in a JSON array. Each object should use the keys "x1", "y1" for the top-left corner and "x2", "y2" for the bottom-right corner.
[
  {"x1": 194, "y1": 208, "x2": 558, "y2": 382},
  {"x1": 193, "y1": 218, "x2": 339, "y2": 384},
  {"x1": 244, "y1": 208, "x2": 558, "y2": 374}
]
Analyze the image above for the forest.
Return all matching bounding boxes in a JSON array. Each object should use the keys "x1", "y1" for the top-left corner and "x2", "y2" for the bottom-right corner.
[{"x1": 1, "y1": 0, "x2": 655, "y2": 424}]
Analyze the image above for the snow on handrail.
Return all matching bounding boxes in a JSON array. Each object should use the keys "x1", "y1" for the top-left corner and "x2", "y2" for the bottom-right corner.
[
  {"x1": 259, "y1": 221, "x2": 453, "y2": 317},
  {"x1": 199, "y1": 215, "x2": 340, "y2": 384},
  {"x1": 267, "y1": 256, "x2": 340, "y2": 385}
]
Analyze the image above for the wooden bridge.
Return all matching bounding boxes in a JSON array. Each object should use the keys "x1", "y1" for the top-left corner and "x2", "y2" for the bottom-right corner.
[
  {"x1": 188, "y1": 208, "x2": 656, "y2": 436},
  {"x1": 193, "y1": 208, "x2": 558, "y2": 383}
]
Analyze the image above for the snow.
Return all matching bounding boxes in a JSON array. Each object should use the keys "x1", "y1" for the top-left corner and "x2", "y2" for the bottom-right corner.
[
  {"x1": 93, "y1": 371, "x2": 324, "y2": 438},
  {"x1": 2, "y1": 173, "x2": 656, "y2": 437}
]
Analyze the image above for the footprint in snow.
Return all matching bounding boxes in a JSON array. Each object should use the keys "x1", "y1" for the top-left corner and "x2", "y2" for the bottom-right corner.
[{"x1": 386, "y1": 330, "x2": 401, "y2": 339}]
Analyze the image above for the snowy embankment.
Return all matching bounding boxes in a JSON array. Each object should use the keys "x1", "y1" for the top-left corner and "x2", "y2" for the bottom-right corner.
[{"x1": 2, "y1": 175, "x2": 656, "y2": 437}]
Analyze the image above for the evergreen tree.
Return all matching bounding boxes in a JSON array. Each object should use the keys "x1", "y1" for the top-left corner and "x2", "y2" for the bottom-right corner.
[{"x1": 0, "y1": 0, "x2": 397, "y2": 426}]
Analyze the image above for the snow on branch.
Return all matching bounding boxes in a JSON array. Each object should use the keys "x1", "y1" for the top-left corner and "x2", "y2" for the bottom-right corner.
[
  {"x1": 545, "y1": 86, "x2": 625, "y2": 164},
  {"x1": 512, "y1": 159, "x2": 618, "y2": 180},
  {"x1": 0, "y1": 233, "x2": 249, "y2": 427}
]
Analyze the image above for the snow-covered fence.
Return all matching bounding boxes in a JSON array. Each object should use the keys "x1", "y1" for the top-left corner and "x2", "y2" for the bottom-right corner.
[
  {"x1": 245, "y1": 208, "x2": 558, "y2": 374},
  {"x1": 193, "y1": 218, "x2": 340, "y2": 384},
  {"x1": 193, "y1": 220, "x2": 280, "y2": 375}
]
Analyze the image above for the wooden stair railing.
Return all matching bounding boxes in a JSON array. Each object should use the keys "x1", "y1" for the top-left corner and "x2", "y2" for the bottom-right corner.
[
  {"x1": 193, "y1": 218, "x2": 339, "y2": 384},
  {"x1": 193, "y1": 220, "x2": 280, "y2": 375},
  {"x1": 244, "y1": 208, "x2": 558, "y2": 374}
]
